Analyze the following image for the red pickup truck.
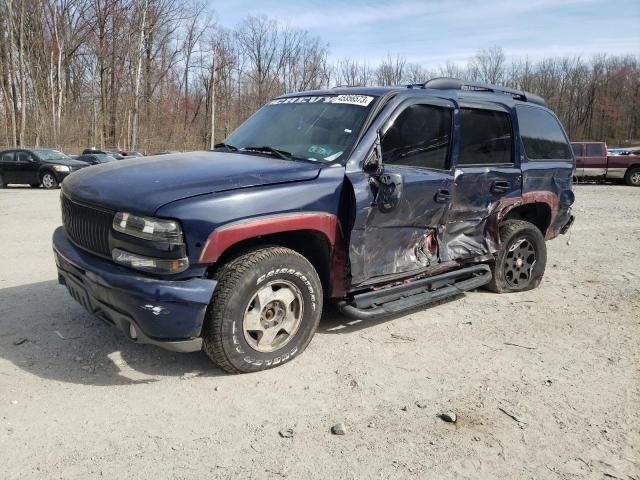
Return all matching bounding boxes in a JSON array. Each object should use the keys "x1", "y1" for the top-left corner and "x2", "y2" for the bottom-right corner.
[{"x1": 571, "y1": 142, "x2": 640, "y2": 186}]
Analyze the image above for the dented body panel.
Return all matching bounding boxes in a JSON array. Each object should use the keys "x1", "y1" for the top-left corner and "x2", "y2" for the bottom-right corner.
[
  {"x1": 347, "y1": 166, "x2": 452, "y2": 284},
  {"x1": 345, "y1": 90, "x2": 574, "y2": 288},
  {"x1": 518, "y1": 161, "x2": 574, "y2": 238}
]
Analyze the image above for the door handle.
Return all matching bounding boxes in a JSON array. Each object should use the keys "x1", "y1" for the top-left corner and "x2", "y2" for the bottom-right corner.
[
  {"x1": 490, "y1": 180, "x2": 510, "y2": 195},
  {"x1": 434, "y1": 189, "x2": 451, "y2": 203}
]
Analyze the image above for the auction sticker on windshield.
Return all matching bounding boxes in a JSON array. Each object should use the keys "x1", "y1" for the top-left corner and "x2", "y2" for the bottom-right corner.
[{"x1": 269, "y1": 95, "x2": 374, "y2": 107}]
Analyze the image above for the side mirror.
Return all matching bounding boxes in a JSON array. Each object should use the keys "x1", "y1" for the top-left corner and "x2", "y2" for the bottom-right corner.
[{"x1": 370, "y1": 171, "x2": 403, "y2": 213}]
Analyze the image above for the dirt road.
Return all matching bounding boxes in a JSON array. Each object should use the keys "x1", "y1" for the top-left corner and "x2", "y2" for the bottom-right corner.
[{"x1": 1, "y1": 184, "x2": 638, "y2": 479}]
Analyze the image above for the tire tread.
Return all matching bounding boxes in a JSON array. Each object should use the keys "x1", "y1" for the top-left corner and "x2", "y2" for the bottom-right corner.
[
  {"x1": 203, "y1": 246, "x2": 315, "y2": 374},
  {"x1": 486, "y1": 219, "x2": 546, "y2": 293}
]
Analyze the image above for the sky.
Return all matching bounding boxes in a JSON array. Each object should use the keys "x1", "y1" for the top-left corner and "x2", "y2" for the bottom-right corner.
[{"x1": 209, "y1": 0, "x2": 640, "y2": 67}]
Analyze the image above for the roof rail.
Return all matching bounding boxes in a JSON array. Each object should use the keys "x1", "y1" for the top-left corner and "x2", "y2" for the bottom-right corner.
[{"x1": 408, "y1": 77, "x2": 546, "y2": 107}]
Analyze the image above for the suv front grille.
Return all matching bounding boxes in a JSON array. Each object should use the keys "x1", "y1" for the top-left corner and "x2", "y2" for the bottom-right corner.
[{"x1": 61, "y1": 195, "x2": 113, "y2": 257}]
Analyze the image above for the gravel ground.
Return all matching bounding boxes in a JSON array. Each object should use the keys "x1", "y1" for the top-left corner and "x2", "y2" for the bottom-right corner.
[{"x1": 0, "y1": 184, "x2": 638, "y2": 479}]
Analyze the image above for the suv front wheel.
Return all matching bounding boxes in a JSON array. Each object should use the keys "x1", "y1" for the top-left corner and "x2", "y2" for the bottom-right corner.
[
  {"x1": 486, "y1": 220, "x2": 547, "y2": 293},
  {"x1": 203, "y1": 246, "x2": 323, "y2": 374}
]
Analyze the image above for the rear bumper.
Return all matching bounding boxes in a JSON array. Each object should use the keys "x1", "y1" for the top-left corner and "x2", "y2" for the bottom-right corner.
[{"x1": 52, "y1": 226, "x2": 216, "y2": 352}]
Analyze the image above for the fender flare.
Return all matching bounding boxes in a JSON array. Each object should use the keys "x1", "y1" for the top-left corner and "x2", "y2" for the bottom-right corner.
[
  {"x1": 198, "y1": 212, "x2": 347, "y2": 298},
  {"x1": 625, "y1": 163, "x2": 640, "y2": 175},
  {"x1": 495, "y1": 191, "x2": 561, "y2": 241}
]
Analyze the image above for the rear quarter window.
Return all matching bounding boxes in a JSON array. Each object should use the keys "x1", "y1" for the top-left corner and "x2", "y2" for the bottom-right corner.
[
  {"x1": 586, "y1": 143, "x2": 604, "y2": 157},
  {"x1": 516, "y1": 105, "x2": 572, "y2": 160},
  {"x1": 571, "y1": 144, "x2": 582, "y2": 156},
  {"x1": 16, "y1": 152, "x2": 33, "y2": 162}
]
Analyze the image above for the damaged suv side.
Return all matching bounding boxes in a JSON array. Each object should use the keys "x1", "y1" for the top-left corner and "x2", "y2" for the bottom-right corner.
[{"x1": 53, "y1": 78, "x2": 575, "y2": 373}]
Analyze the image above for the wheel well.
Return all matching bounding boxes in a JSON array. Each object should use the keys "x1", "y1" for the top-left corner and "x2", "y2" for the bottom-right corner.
[
  {"x1": 209, "y1": 230, "x2": 332, "y2": 294},
  {"x1": 503, "y1": 203, "x2": 551, "y2": 235},
  {"x1": 627, "y1": 164, "x2": 640, "y2": 174}
]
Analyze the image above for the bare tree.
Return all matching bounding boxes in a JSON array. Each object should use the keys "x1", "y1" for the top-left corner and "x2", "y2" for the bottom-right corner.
[
  {"x1": 0, "y1": 5, "x2": 637, "y2": 152},
  {"x1": 468, "y1": 46, "x2": 506, "y2": 84},
  {"x1": 375, "y1": 53, "x2": 406, "y2": 85},
  {"x1": 130, "y1": 0, "x2": 149, "y2": 149}
]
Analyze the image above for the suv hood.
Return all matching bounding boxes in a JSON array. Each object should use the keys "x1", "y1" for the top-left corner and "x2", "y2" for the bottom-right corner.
[{"x1": 62, "y1": 151, "x2": 322, "y2": 213}]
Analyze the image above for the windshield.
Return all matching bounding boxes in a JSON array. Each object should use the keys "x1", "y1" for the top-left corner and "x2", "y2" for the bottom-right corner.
[
  {"x1": 95, "y1": 154, "x2": 116, "y2": 162},
  {"x1": 34, "y1": 149, "x2": 69, "y2": 161},
  {"x1": 224, "y1": 94, "x2": 377, "y2": 163}
]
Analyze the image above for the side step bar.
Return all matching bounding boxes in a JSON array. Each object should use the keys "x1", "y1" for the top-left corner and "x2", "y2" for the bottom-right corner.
[{"x1": 336, "y1": 264, "x2": 492, "y2": 320}]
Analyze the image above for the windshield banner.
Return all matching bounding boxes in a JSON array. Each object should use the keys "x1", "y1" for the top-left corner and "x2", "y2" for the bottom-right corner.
[{"x1": 269, "y1": 94, "x2": 374, "y2": 107}]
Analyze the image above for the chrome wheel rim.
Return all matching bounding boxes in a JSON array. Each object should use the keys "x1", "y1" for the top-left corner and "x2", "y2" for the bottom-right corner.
[
  {"x1": 504, "y1": 238, "x2": 536, "y2": 288},
  {"x1": 242, "y1": 280, "x2": 304, "y2": 353},
  {"x1": 42, "y1": 174, "x2": 54, "y2": 188},
  {"x1": 631, "y1": 172, "x2": 640, "y2": 185}
]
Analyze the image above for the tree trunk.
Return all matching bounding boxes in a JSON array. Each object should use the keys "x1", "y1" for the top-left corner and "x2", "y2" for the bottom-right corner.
[
  {"x1": 17, "y1": 0, "x2": 26, "y2": 146},
  {"x1": 131, "y1": 0, "x2": 149, "y2": 150},
  {"x1": 5, "y1": 0, "x2": 18, "y2": 147}
]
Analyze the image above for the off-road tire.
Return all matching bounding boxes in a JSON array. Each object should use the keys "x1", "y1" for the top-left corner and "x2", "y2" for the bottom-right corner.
[
  {"x1": 625, "y1": 167, "x2": 640, "y2": 187},
  {"x1": 0, "y1": 174, "x2": 5, "y2": 188},
  {"x1": 40, "y1": 171, "x2": 58, "y2": 189},
  {"x1": 203, "y1": 246, "x2": 323, "y2": 374},
  {"x1": 486, "y1": 220, "x2": 547, "y2": 293}
]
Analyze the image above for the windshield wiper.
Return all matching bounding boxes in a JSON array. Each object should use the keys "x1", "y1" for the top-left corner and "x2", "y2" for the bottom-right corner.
[
  {"x1": 241, "y1": 146, "x2": 293, "y2": 161},
  {"x1": 213, "y1": 142, "x2": 238, "y2": 152}
]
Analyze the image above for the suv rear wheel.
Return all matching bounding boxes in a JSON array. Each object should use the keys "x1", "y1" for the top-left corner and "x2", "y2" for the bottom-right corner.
[
  {"x1": 625, "y1": 167, "x2": 640, "y2": 187},
  {"x1": 203, "y1": 246, "x2": 323, "y2": 374},
  {"x1": 41, "y1": 171, "x2": 58, "y2": 189},
  {"x1": 486, "y1": 220, "x2": 547, "y2": 293}
]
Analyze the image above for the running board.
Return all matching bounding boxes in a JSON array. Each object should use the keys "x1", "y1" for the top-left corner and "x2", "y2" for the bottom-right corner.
[{"x1": 337, "y1": 264, "x2": 492, "y2": 320}]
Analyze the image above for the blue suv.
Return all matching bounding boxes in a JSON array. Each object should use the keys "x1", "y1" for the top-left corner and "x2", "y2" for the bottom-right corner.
[{"x1": 52, "y1": 78, "x2": 575, "y2": 373}]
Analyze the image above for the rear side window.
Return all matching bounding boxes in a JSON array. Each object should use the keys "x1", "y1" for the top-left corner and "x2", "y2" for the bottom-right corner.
[
  {"x1": 571, "y1": 144, "x2": 582, "y2": 156},
  {"x1": 1, "y1": 152, "x2": 14, "y2": 162},
  {"x1": 586, "y1": 143, "x2": 603, "y2": 157},
  {"x1": 517, "y1": 106, "x2": 572, "y2": 160},
  {"x1": 458, "y1": 109, "x2": 513, "y2": 165},
  {"x1": 382, "y1": 104, "x2": 452, "y2": 170},
  {"x1": 16, "y1": 152, "x2": 33, "y2": 162}
]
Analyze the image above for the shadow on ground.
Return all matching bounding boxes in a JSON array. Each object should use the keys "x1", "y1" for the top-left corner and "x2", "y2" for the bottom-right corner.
[
  {"x1": 0, "y1": 280, "x2": 225, "y2": 386},
  {"x1": 318, "y1": 295, "x2": 463, "y2": 335},
  {"x1": 0, "y1": 279, "x2": 464, "y2": 386}
]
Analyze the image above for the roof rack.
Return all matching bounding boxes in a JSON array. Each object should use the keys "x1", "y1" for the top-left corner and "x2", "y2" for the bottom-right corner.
[{"x1": 407, "y1": 77, "x2": 546, "y2": 107}]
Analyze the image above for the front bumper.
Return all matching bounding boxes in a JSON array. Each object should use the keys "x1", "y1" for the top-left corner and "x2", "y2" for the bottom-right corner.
[
  {"x1": 52, "y1": 226, "x2": 216, "y2": 352},
  {"x1": 56, "y1": 171, "x2": 71, "y2": 182},
  {"x1": 57, "y1": 166, "x2": 90, "y2": 183},
  {"x1": 560, "y1": 213, "x2": 575, "y2": 234}
]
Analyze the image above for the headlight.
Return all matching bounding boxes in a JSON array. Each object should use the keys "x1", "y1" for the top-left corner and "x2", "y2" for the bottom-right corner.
[
  {"x1": 52, "y1": 165, "x2": 70, "y2": 172},
  {"x1": 112, "y1": 248, "x2": 189, "y2": 274},
  {"x1": 113, "y1": 212, "x2": 184, "y2": 243}
]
